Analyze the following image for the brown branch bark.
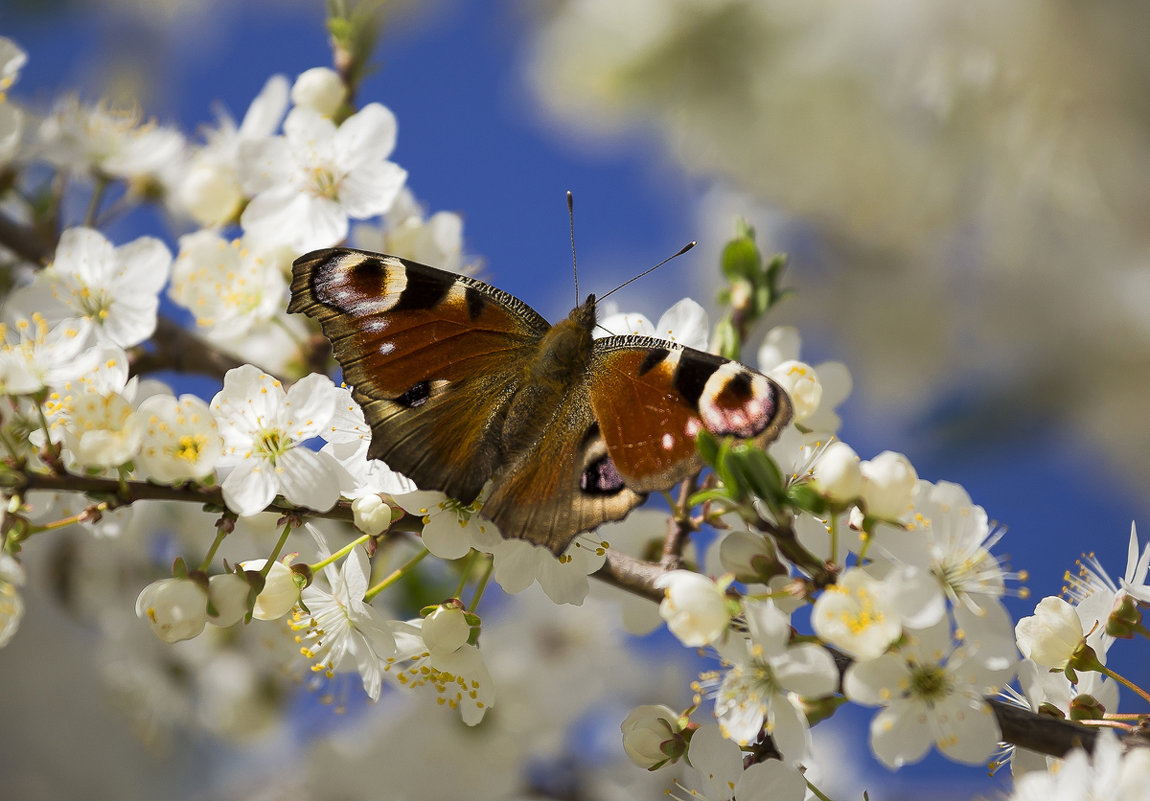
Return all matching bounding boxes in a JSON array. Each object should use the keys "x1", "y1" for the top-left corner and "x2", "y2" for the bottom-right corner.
[{"x1": 0, "y1": 209, "x2": 53, "y2": 266}]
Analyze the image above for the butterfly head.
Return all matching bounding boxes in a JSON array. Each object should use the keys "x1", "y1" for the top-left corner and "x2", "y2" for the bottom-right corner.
[{"x1": 569, "y1": 293, "x2": 598, "y2": 334}]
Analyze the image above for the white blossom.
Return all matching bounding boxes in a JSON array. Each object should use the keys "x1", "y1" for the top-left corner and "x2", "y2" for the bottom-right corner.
[
  {"x1": 210, "y1": 366, "x2": 342, "y2": 516},
  {"x1": 385, "y1": 619, "x2": 494, "y2": 726},
  {"x1": 859, "y1": 450, "x2": 919, "y2": 522},
  {"x1": 714, "y1": 599, "x2": 837, "y2": 762},
  {"x1": 135, "y1": 393, "x2": 223, "y2": 484},
  {"x1": 654, "y1": 569, "x2": 732, "y2": 647},
  {"x1": 485, "y1": 535, "x2": 605, "y2": 605},
  {"x1": 394, "y1": 490, "x2": 493, "y2": 560},
  {"x1": 239, "y1": 102, "x2": 407, "y2": 251},
  {"x1": 597, "y1": 297, "x2": 709, "y2": 350},
  {"x1": 1015, "y1": 596, "x2": 1084, "y2": 669},
  {"x1": 680, "y1": 724, "x2": 807, "y2": 801},
  {"x1": 0, "y1": 314, "x2": 92, "y2": 395},
  {"x1": 812, "y1": 566, "x2": 943, "y2": 661},
  {"x1": 168, "y1": 231, "x2": 289, "y2": 341},
  {"x1": 38, "y1": 96, "x2": 185, "y2": 185},
  {"x1": 874, "y1": 479, "x2": 1013, "y2": 616},
  {"x1": 844, "y1": 618, "x2": 1012, "y2": 768},
  {"x1": 1007, "y1": 731, "x2": 1150, "y2": 801},
  {"x1": 239, "y1": 558, "x2": 301, "y2": 621},
  {"x1": 758, "y1": 326, "x2": 852, "y2": 432},
  {"x1": 9, "y1": 227, "x2": 172, "y2": 348},
  {"x1": 294, "y1": 546, "x2": 397, "y2": 701}
]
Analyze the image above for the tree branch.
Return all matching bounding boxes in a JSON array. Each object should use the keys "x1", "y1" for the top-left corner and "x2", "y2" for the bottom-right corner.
[{"x1": 11, "y1": 465, "x2": 1116, "y2": 761}]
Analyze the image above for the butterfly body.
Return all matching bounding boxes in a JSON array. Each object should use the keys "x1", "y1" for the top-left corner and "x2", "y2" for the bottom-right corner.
[{"x1": 289, "y1": 248, "x2": 791, "y2": 554}]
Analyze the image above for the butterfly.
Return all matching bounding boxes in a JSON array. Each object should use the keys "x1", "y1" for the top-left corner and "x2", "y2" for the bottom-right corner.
[{"x1": 288, "y1": 248, "x2": 792, "y2": 555}]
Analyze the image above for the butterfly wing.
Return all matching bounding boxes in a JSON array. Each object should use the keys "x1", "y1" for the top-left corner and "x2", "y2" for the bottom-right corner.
[
  {"x1": 288, "y1": 248, "x2": 551, "y2": 503},
  {"x1": 483, "y1": 336, "x2": 791, "y2": 555},
  {"x1": 588, "y1": 336, "x2": 793, "y2": 492},
  {"x1": 481, "y1": 374, "x2": 647, "y2": 554}
]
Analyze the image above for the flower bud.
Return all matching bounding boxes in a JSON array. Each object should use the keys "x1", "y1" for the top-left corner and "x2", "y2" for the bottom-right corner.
[
  {"x1": 291, "y1": 67, "x2": 346, "y2": 117},
  {"x1": 620, "y1": 704, "x2": 683, "y2": 769},
  {"x1": 810, "y1": 441, "x2": 863, "y2": 503},
  {"x1": 178, "y1": 160, "x2": 242, "y2": 226},
  {"x1": 208, "y1": 572, "x2": 251, "y2": 627},
  {"x1": 860, "y1": 450, "x2": 918, "y2": 521},
  {"x1": 719, "y1": 531, "x2": 782, "y2": 584},
  {"x1": 654, "y1": 570, "x2": 732, "y2": 647},
  {"x1": 352, "y1": 493, "x2": 392, "y2": 536},
  {"x1": 239, "y1": 559, "x2": 301, "y2": 621},
  {"x1": 1015, "y1": 596, "x2": 1083, "y2": 668},
  {"x1": 423, "y1": 603, "x2": 471, "y2": 656},
  {"x1": 136, "y1": 577, "x2": 208, "y2": 642}
]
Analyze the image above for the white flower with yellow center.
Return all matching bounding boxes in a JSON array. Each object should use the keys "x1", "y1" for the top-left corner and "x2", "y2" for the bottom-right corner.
[
  {"x1": 844, "y1": 618, "x2": 1012, "y2": 769},
  {"x1": 168, "y1": 230, "x2": 288, "y2": 341},
  {"x1": 10, "y1": 227, "x2": 172, "y2": 348},
  {"x1": 38, "y1": 96, "x2": 185, "y2": 184},
  {"x1": 385, "y1": 618, "x2": 494, "y2": 726},
  {"x1": 135, "y1": 393, "x2": 223, "y2": 484},
  {"x1": 239, "y1": 102, "x2": 407, "y2": 251},
  {"x1": 0, "y1": 313, "x2": 91, "y2": 395},
  {"x1": 812, "y1": 565, "x2": 943, "y2": 661},
  {"x1": 210, "y1": 365, "x2": 342, "y2": 516},
  {"x1": 712, "y1": 598, "x2": 837, "y2": 762},
  {"x1": 293, "y1": 547, "x2": 397, "y2": 701}
]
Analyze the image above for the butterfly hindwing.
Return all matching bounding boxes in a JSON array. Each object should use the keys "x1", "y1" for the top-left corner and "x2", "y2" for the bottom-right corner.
[
  {"x1": 481, "y1": 375, "x2": 646, "y2": 554},
  {"x1": 289, "y1": 248, "x2": 550, "y2": 502},
  {"x1": 589, "y1": 336, "x2": 793, "y2": 492}
]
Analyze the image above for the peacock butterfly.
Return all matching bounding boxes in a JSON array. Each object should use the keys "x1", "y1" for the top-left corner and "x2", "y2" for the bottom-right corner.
[{"x1": 288, "y1": 248, "x2": 792, "y2": 555}]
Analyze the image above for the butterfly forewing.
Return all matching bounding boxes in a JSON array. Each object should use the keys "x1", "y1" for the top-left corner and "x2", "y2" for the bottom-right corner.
[
  {"x1": 289, "y1": 248, "x2": 551, "y2": 502},
  {"x1": 589, "y1": 336, "x2": 792, "y2": 492}
]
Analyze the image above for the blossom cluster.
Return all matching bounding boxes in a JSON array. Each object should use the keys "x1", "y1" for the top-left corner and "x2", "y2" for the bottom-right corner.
[{"x1": 0, "y1": 26, "x2": 1148, "y2": 801}]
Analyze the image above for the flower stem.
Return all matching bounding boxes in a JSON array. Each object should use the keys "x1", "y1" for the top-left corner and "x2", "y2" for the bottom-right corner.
[
  {"x1": 364, "y1": 546, "x2": 429, "y2": 602},
  {"x1": 198, "y1": 525, "x2": 230, "y2": 572},
  {"x1": 452, "y1": 550, "x2": 478, "y2": 600},
  {"x1": 468, "y1": 556, "x2": 494, "y2": 613},
  {"x1": 262, "y1": 521, "x2": 295, "y2": 577},
  {"x1": 28, "y1": 502, "x2": 108, "y2": 535},
  {"x1": 805, "y1": 779, "x2": 833, "y2": 801},
  {"x1": 310, "y1": 532, "x2": 372, "y2": 573},
  {"x1": 1097, "y1": 664, "x2": 1150, "y2": 705}
]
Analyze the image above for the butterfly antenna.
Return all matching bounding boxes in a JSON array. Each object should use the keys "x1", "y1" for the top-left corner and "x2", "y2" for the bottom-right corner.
[
  {"x1": 568, "y1": 191, "x2": 579, "y2": 305},
  {"x1": 597, "y1": 241, "x2": 697, "y2": 303}
]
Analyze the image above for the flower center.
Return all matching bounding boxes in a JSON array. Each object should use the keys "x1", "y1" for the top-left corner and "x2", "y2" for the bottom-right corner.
[
  {"x1": 310, "y1": 167, "x2": 339, "y2": 199},
  {"x1": 908, "y1": 662, "x2": 952, "y2": 704}
]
